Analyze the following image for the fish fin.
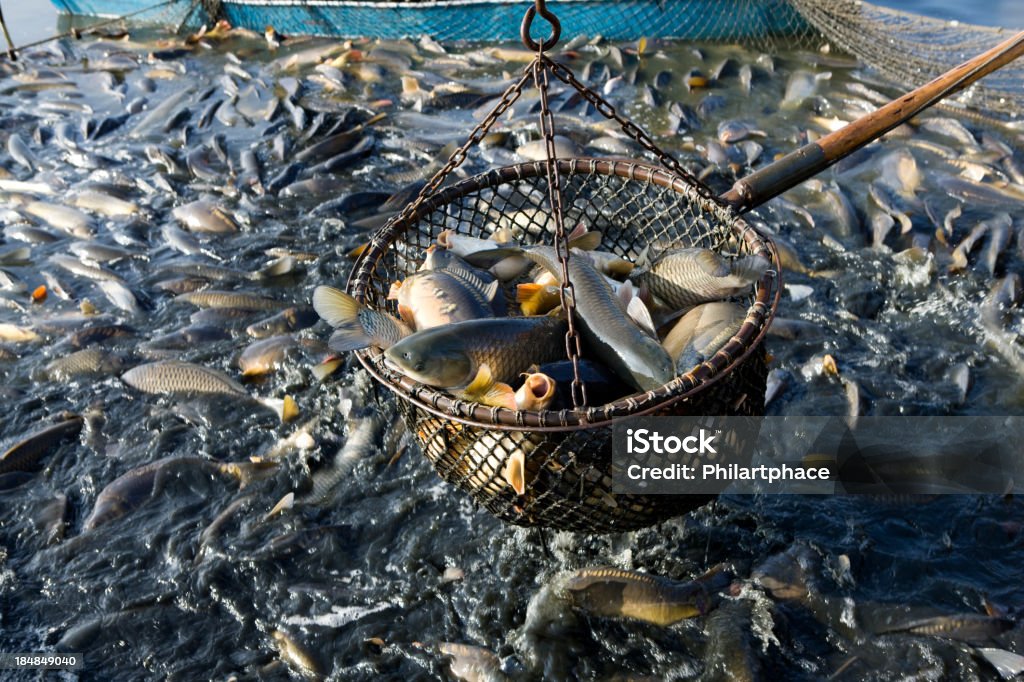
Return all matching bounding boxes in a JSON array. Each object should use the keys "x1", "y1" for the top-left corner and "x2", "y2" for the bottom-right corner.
[
  {"x1": 516, "y1": 282, "x2": 544, "y2": 303},
  {"x1": 634, "y1": 244, "x2": 654, "y2": 270},
  {"x1": 483, "y1": 280, "x2": 501, "y2": 303},
  {"x1": 695, "y1": 249, "x2": 732, "y2": 277},
  {"x1": 311, "y1": 358, "x2": 343, "y2": 382},
  {"x1": 253, "y1": 255, "x2": 296, "y2": 279},
  {"x1": 462, "y1": 364, "x2": 516, "y2": 409},
  {"x1": 0, "y1": 247, "x2": 30, "y2": 265},
  {"x1": 346, "y1": 242, "x2": 369, "y2": 259},
  {"x1": 312, "y1": 285, "x2": 359, "y2": 327},
  {"x1": 264, "y1": 492, "x2": 294, "y2": 521},
  {"x1": 491, "y1": 226, "x2": 515, "y2": 244},
  {"x1": 504, "y1": 450, "x2": 526, "y2": 495},
  {"x1": 463, "y1": 247, "x2": 521, "y2": 267},
  {"x1": 730, "y1": 254, "x2": 771, "y2": 282},
  {"x1": 261, "y1": 395, "x2": 299, "y2": 422},
  {"x1": 627, "y1": 296, "x2": 659, "y2": 338},
  {"x1": 396, "y1": 304, "x2": 415, "y2": 327},
  {"x1": 328, "y1": 327, "x2": 371, "y2": 353},
  {"x1": 281, "y1": 395, "x2": 299, "y2": 422},
  {"x1": 568, "y1": 229, "x2": 601, "y2": 251},
  {"x1": 387, "y1": 280, "x2": 402, "y2": 300},
  {"x1": 616, "y1": 280, "x2": 634, "y2": 309},
  {"x1": 605, "y1": 258, "x2": 635, "y2": 277}
]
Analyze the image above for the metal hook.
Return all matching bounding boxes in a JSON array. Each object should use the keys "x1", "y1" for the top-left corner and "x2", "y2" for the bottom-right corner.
[{"x1": 521, "y1": 0, "x2": 561, "y2": 53}]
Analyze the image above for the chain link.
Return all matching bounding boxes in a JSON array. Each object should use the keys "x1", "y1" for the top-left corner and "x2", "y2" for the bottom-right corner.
[
  {"x1": 544, "y1": 57, "x2": 719, "y2": 203},
  {"x1": 533, "y1": 51, "x2": 587, "y2": 410}
]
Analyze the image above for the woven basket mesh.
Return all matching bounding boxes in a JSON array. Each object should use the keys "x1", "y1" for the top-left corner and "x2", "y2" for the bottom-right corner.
[{"x1": 350, "y1": 158, "x2": 779, "y2": 533}]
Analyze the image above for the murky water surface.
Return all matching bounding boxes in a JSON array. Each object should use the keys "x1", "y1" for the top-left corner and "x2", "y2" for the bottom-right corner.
[{"x1": 0, "y1": 19, "x2": 1023, "y2": 682}]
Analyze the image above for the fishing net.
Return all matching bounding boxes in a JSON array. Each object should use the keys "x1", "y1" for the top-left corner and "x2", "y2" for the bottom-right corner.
[
  {"x1": 340, "y1": 0, "x2": 788, "y2": 532},
  {"x1": 208, "y1": 0, "x2": 1021, "y2": 117},
  {"x1": 353, "y1": 158, "x2": 778, "y2": 532},
  {"x1": 788, "y1": 0, "x2": 1024, "y2": 118}
]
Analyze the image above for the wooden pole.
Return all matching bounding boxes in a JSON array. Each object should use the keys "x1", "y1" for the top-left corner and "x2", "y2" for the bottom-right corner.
[{"x1": 721, "y1": 29, "x2": 1024, "y2": 212}]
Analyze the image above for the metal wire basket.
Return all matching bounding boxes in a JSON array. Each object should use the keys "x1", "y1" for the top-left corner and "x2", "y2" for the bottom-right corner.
[{"x1": 348, "y1": 158, "x2": 780, "y2": 533}]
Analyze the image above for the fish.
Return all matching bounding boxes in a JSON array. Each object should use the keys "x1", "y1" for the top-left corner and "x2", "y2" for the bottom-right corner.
[
  {"x1": 68, "y1": 241, "x2": 141, "y2": 264},
  {"x1": 389, "y1": 270, "x2": 497, "y2": 330},
  {"x1": 562, "y1": 564, "x2": 732, "y2": 626},
  {"x1": 702, "y1": 600, "x2": 762, "y2": 682},
  {"x1": 515, "y1": 135, "x2": 581, "y2": 161},
  {"x1": 43, "y1": 348, "x2": 129, "y2": 381},
  {"x1": 717, "y1": 120, "x2": 766, "y2": 143},
  {"x1": 781, "y1": 70, "x2": 830, "y2": 109},
  {"x1": 142, "y1": 324, "x2": 231, "y2": 350},
  {"x1": 982, "y1": 212, "x2": 1012, "y2": 276},
  {"x1": 662, "y1": 302, "x2": 747, "y2": 371},
  {"x1": 300, "y1": 414, "x2": 383, "y2": 506},
  {"x1": 172, "y1": 199, "x2": 239, "y2": 233},
  {"x1": 513, "y1": 245, "x2": 676, "y2": 392},
  {"x1": 122, "y1": 360, "x2": 297, "y2": 421},
  {"x1": 438, "y1": 642, "x2": 505, "y2": 682},
  {"x1": 50, "y1": 254, "x2": 126, "y2": 284},
  {"x1": 0, "y1": 415, "x2": 83, "y2": 475},
  {"x1": 383, "y1": 317, "x2": 567, "y2": 408},
  {"x1": 872, "y1": 612, "x2": 1013, "y2": 644},
  {"x1": 950, "y1": 219, "x2": 993, "y2": 272},
  {"x1": 270, "y1": 629, "x2": 324, "y2": 680},
  {"x1": 66, "y1": 324, "x2": 135, "y2": 348},
  {"x1": 177, "y1": 290, "x2": 285, "y2": 311},
  {"x1": 877, "y1": 148, "x2": 921, "y2": 199},
  {"x1": 312, "y1": 286, "x2": 412, "y2": 352},
  {"x1": 21, "y1": 201, "x2": 94, "y2": 238},
  {"x1": 246, "y1": 306, "x2": 319, "y2": 338},
  {"x1": 98, "y1": 280, "x2": 144, "y2": 316},
  {"x1": 83, "y1": 455, "x2": 277, "y2": 531},
  {"x1": 630, "y1": 247, "x2": 769, "y2": 314},
  {"x1": 238, "y1": 335, "x2": 297, "y2": 376},
  {"x1": 7, "y1": 133, "x2": 38, "y2": 172},
  {"x1": 0, "y1": 323, "x2": 39, "y2": 343},
  {"x1": 67, "y1": 189, "x2": 140, "y2": 218}
]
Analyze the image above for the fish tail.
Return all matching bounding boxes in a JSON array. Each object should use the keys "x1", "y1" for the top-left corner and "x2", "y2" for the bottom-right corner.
[
  {"x1": 567, "y1": 227, "x2": 601, "y2": 251},
  {"x1": 461, "y1": 363, "x2": 516, "y2": 409},
  {"x1": 259, "y1": 394, "x2": 299, "y2": 423},
  {"x1": 516, "y1": 283, "x2": 558, "y2": 316},
  {"x1": 503, "y1": 450, "x2": 527, "y2": 495},
  {"x1": 315, "y1": 286, "x2": 406, "y2": 352},
  {"x1": 730, "y1": 254, "x2": 772, "y2": 282}
]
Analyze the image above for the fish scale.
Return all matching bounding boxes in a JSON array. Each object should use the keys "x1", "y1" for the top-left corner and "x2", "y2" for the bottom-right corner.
[
  {"x1": 384, "y1": 316, "x2": 567, "y2": 389},
  {"x1": 522, "y1": 245, "x2": 676, "y2": 392},
  {"x1": 631, "y1": 247, "x2": 769, "y2": 312},
  {"x1": 122, "y1": 360, "x2": 247, "y2": 396}
]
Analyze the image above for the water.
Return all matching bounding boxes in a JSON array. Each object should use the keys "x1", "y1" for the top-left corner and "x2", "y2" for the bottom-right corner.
[{"x1": 0, "y1": 9, "x2": 1022, "y2": 682}]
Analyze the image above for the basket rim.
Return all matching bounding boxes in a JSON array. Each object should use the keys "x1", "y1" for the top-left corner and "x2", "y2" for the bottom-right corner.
[{"x1": 347, "y1": 157, "x2": 782, "y2": 432}]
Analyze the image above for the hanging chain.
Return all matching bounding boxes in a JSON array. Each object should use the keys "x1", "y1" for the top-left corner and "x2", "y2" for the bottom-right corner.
[
  {"x1": 529, "y1": 5, "x2": 587, "y2": 410},
  {"x1": 544, "y1": 57, "x2": 719, "y2": 202},
  {"x1": 383, "y1": 65, "x2": 535, "y2": 235}
]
